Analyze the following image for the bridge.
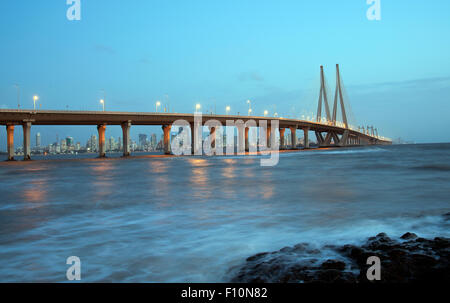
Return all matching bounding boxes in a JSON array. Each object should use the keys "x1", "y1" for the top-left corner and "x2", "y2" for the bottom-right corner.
[{"x1": 0, "y1": 64, "x2": 391, "y2": 160}]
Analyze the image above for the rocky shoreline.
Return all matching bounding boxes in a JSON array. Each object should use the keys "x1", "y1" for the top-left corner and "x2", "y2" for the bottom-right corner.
[{"x1": 231, "y1": 214, "x2": 450, "y2": 283}]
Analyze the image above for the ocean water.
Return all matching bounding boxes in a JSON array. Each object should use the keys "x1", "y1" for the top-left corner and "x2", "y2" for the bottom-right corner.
[{"x1": 0, "y1": 144, "x2": 449, "y2": 282}]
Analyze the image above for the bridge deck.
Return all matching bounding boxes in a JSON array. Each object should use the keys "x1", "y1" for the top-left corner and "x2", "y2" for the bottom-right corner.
[{"x1": 0, "y1": 109, "x2": 390, "y2": 144}]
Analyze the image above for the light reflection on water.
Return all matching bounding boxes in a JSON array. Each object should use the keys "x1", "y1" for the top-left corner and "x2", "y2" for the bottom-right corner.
[{"x1": 0, "y1": 144, "x2": 449, "y2": 282}]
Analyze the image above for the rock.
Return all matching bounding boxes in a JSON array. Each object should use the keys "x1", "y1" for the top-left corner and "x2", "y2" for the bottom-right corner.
[
  {"x1": 246, "y1": 252, "x2": 269, "y2": 262},
  {"x1": 320, "y1": 260, "x2": 346, "y2": 270},
  {"x1": 401, "y1": 232, "x2": 418, "y2": 240},
  {"x1": 230, "y1": 229, "x2": 450, "y2": 283}
]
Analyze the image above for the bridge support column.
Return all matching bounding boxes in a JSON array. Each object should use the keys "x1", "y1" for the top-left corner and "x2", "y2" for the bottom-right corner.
[
  {"x1": 97, "y1": 124, "x2": 106, "y2": 157},
  {"x1": 244, "y1": 127, "x2": 249, "y2": 152},
  {"x1": 162, "y1": 125, "x2": 172, "y2": 155},
  {"x1": 338, "y1": 130, "x2": 349, "y2": 147},
  {"x1": 266, "y1": 125, "x2": 271, "y2": 149},
  {"x1": 289, "y1": 127, "x2": 297, "y2": 149},
  {"x1": 190, "y1": 123, "x2": 196, "y2": 155},
  {"x1": 121, "y1": 121, "x2": 131, "y2": 157},
  {"x1": 209, "y1": 126, "x2": 216, "y2": 154},
  {"x1": 237, "y1": 126, "x2": 245, "y2": 153},
  {"x1": 22, "y1": 121, "x2": 31, "y2": 160},
  {"x1": 279, "y1": 128, "x2": 285, "y2": 150},
  {"x1": 6, "y1": 125, "x2": 15, "y2": 161},
  {"x1": 303, "y1": 128, "x2": 309, "y2": 149}
]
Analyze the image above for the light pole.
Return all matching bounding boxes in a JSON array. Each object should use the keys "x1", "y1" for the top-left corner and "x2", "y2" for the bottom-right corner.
[
  {"x1": 264, "y1": 110, "x2": 268, "y2": 117},
  {"x1": 195, "y1": 103, "x2": 201, "y2": 113},
  {"x1": 226, "y1": 106, "x2": 230, "y2": 115},
  {"x1": 100, "y1": 99, "x2": 105, "y2": 111},
  {"x1": 33, "y1": 95, "x2": 39, "y2": 110},
  {"x1": 246, "y1": 100, "x2": 252, "y2": 116},
  {"x1": 156, "y1": 101, "x2": 161, "y2": 112}
]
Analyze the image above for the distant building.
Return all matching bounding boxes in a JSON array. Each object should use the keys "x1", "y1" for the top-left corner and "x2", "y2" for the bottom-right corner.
[
  {"x1": 86, "y1": 134, "x2": 98, "y2": 152},
  {"x1": 150, "y1": 133, "x2": 157, "y2": 149},
  {"x1": 66, "y1": 137, "x2": 74, "y2": 147},
  {"x1": 138, "y1": 134, "x2": 148, "y2": 150},
  {"x1": 36, "y1": 132, "x2": 41, "y2": 147}
]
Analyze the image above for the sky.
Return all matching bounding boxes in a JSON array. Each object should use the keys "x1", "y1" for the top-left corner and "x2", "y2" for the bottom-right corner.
[{"x1": 0, "y1": 0, "x2": 450, "y2": 149}]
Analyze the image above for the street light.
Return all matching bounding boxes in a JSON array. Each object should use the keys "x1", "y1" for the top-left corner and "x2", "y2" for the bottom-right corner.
[
  {"x1": 195, "y1": 103, "x2": 201, "y2": 112},
  {"x1": 246, "y1": 100, "x2": 252, "y2": 116},
  {"x1": 156, "y1": 101, "x2": 161, "y2": 112},
  {"x1": 226, "y1": 106, "x2": 230, "y2": 115},
  {"x1": 33, "y1": 95, "x2": 39, "y2": 110},
  {"x1": 264, "y1": 110, "x2": 268, "y2": 117},
  {"x1": 100, "y1": 99, "x2": 105, "y2": 111}
]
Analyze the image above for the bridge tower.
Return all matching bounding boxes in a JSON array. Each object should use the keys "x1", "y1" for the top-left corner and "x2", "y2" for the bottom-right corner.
[
  {"x1": 332, "y1": 64, "x2": 348, "y2": 129},
  {"x1": 316, "y1": 66, "x2": 331, "y2": 123}
]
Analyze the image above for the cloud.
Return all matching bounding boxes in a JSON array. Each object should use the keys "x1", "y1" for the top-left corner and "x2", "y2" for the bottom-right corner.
[
  {"x1": 94, "y1": 44, "x2": 116, "y2": 55},
  {"x1": 349, "y1": 76, "x2": 450, "y2": 93},
  {"x1": 238, "y1": 71, "x2": 264, "y2": 82}
]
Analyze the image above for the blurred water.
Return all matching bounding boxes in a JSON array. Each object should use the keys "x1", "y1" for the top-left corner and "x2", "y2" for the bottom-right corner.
[{"x1": 0, "y1": 144, "x2": 449, "y2": 282}]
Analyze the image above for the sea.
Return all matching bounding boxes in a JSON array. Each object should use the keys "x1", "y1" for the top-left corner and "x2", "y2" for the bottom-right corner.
[{"x1": 0, "y1": 143, "x2": 449, "y2": 282}]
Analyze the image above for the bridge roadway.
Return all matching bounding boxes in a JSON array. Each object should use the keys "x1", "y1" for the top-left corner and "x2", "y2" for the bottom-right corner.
[{"x1": 0, "y1": 109, "x2": 391, "y2": 160}]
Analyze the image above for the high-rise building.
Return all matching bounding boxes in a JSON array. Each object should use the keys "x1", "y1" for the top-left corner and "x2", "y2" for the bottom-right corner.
[
  {"x1": 60, "y1": 139, "x2": 67, "y2": 152},
  {"x1": 36, "y1": 132, "x2": 41, "y2": 147},
  {"x1": 66, "y1": 137, "x2": 74, "y2": 147},
  {"x1": 138, "y1": 134, "x2": 148, "y2": 149},
  {"x1": 86, "y1": 134, "x2": 98, "y2": 152},
  {"x1": 108, "y1": 136, "x2": 117, "y2": 151},
  {"x1": 150, "y1": 133, "x2": 157, "y2": 149}
]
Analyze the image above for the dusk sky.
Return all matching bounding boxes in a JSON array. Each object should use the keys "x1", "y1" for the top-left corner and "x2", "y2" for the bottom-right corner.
[{"x1": 1, "y1": 0, "x2": 449, "y2": 148}]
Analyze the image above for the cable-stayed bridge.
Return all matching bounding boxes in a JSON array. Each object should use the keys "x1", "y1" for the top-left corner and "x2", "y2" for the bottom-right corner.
[{"x1": 0, "y1": 65, "x2": 391, "y2": 160}]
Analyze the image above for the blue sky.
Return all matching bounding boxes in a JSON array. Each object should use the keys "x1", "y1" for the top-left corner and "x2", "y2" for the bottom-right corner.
[{"x1": 1, "y1": 0, "x2": 450, "y2": 147}]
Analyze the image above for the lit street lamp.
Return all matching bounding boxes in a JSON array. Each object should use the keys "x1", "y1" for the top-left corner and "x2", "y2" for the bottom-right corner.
[
  {"x1": 100, "y1": 99, "x2": 105, "y2": 111},
  {"x1": 226, "y1": 106, "x2": 230, "y2": 115},
  {"x1": 156, "y1": 101, "x2": 161, "y2": 112},
  {"x1": 264, "y1": 110, "x2": 268, "y2": 117},
  {"x1": 246, "y1": 100, "x2": 252, "y2": 116},
  {"x1": 195, "y1": 103, "x2": 201, "y2": 112},
  {"x1": 33, "y1": 95, "x2": 39, "y2": 110}
]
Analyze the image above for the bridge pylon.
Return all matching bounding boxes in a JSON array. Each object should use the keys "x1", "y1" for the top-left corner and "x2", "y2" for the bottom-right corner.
[
  {"x1": 316, "y1": 66, "x2": 331, "y2": 123},
  {"x1": 332, "y1": 64, "x2": 348, "y2": 129}
]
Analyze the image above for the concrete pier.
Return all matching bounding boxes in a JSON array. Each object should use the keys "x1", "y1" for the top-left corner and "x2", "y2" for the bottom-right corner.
[
  {"x1": 279, "y1": 128, "x2": 285, "y2": 149},
  {"x1": 162, "y1": 125, "x2": 171, "y2": 155},
  {"x1": 289, "y1": 126, "x2": 297, "y2": 149},
  {"x1": 209, "y1": 126, "x2": 216, "y2": 154},
  {"x1": 22, "y1": 121, "x2": 31, "y2": 160},
  {"x1": 6, "y1": 125, "x2": 14, "y2": 161},
  {"x1": 190, "y1": 123, "x2": 196, "y2": 155},
  {"x1": 244, "y1": 127, "x2": 249, "y2": 152},
  {"x1": 303, "y1": 127, "x2": 309, "y2": 149},
  {"x1": 266, "y1": 125, "x2": 271, "y2": 149},
  {"x1": 121, "y1": 121, "x2": 131, "y2": 157},
  {"x1": 97, "y1": 124, "x2": 106, "y2": 157}
]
